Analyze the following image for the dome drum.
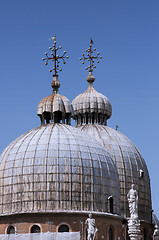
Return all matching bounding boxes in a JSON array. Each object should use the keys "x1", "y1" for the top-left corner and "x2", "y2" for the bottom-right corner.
[
  {"x1": 0, "y1": 211, "x2": 125, "y2": 238},
  {"x1": 38, "y1": 110, "x2": 71, "y2": 125},
  {"x1": 75, "y1": 113, "x2": 108, "y2": 126}
]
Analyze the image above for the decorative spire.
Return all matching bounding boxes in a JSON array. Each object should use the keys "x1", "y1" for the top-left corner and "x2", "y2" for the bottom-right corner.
[
  {"x1": 38, "y1": 36, "x2": 73, "y2": 125},
  {"x1": 42, "y1": 35, "x2": 69, "y2": 75},
  {"x1": 42, "y1": 35, "x2": 69, "y2": 92},
  {"x1": 79, "y1": 38, "x2": 102, "y2": 73}
]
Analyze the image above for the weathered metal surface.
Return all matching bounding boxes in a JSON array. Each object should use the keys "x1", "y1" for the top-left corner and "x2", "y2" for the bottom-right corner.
[
  {"x1": 153, "y1": 213, "x2": 159, "y2": 228},
  {"x1": 79, "y1": 124, "x2": 152, "y2": 222},
  {"x1": 37, "y1": 94, "x2": 74, "y2": 116},
  {"x1": 42, "y1": 35, "x2": 69, "y2": 76},
  {"x1": 0, "y1": 123, "x2": 120, "y2": 216},
  {"x1": 72, "y1": 84, "x2": 112, "y2": 117},
  {"x1": 79, "y1": 38, "x2": 102, "y2": 72}
]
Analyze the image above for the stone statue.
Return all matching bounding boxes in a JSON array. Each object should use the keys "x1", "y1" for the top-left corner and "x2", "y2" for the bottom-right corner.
[
  {"x1": 153, "y1": 225, "x2": 159, "y2": 240},
  {"x1": 127, "y1": 184, "x2": 138, "y2": 219},
  {"x1": 85, "y1": 213, "x2": 98, "y2": 240}
]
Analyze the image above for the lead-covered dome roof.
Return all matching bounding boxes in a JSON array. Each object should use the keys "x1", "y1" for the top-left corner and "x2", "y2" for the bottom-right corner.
[
  {"x1": 37, "y1": 75, "x2": 74, "y2": 125},
  {"x1": 0, "y1": 123, "x2": 120, "y2": 216},
  {"x1": 153, "y1": 213, "x2": 159, "y2": 238},
  {"x1": 72, "y1": 72, "x2": 112, "y2": 126},
  {"x1": 78, "y1": 124, "x2": 152, "y2": 222},
  {"x1": 37, "y1": 94, "x2": 74, "y2": 117}
]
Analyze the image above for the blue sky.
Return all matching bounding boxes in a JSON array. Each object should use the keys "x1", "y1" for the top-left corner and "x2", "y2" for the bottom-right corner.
[{"x1": 0, "y1": 0, "x2": 159, "y2": 217}]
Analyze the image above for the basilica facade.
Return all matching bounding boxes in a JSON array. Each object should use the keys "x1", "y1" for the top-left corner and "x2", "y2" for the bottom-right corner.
[{"x1": 0, "y1": 37, "x2": 158, "y2": 240}]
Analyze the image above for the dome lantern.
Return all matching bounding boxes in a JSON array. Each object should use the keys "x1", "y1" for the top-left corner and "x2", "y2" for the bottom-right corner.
[
  {"x1": 72, "y1": 38, "x2": 112, "y2": 126},
  {"x1": 38, "y1": 35, "x2": 73, "y2": 125}
]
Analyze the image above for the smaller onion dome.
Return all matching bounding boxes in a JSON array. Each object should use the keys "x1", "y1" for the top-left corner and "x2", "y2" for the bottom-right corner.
[
  {"x1": 37, "y1": 75, "x2": 74, "y2": 125},
  {"x1": 72, "y1": 71, "x2": 112, "y2": 126}
]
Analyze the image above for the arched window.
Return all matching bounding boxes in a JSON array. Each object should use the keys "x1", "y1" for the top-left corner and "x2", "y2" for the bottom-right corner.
[
  {"x1": 109, "y1": 227, "x2": 114, "y2": 240},
  {"x1": 30, "y1": 225, "x2": 41, "y2": 233},
  {"x1": 108, "y1": 196, "x2": 114, "y2": 213},
  {"x1": 58, "y1": 224, "x2": 69, "y2": 232},
  {"x1": 7, "y1": 226, "x2": 15, "y2": 234},
  {"x1": 140, "y1": 169, "x2": 144, "y2": 178}
]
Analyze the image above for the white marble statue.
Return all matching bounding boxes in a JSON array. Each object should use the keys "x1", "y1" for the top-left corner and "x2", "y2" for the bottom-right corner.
[
  {"x1": 153, "y1": 225, "x2": 159, "y2": 240},
  {"x1": 127, "y1": 184, "x2": 138, "y2": 219},
  {"x1": 85, "y1": 214, "x2": 98, "y2": 240}
]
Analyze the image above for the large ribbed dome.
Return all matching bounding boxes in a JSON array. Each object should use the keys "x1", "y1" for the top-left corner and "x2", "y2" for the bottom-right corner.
[
  {"x1": 0, "y1": 123, "x2": 120, "y2": 216},
  {"x1": 78, "y1": 124, "x2": 152, "y2": 222}
]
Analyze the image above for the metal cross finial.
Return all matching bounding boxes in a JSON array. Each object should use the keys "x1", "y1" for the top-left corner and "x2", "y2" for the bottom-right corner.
[
  {"x1": 79, "y1": 38, "x2": 102, "y2": 72},
  {"x1": 42, "y1": 35, "x2": 69, "y2": 75}
]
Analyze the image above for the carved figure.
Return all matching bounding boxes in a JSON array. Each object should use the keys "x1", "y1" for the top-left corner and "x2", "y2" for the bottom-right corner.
[
  {"x1": 85, "y1": 214, "x2": 98, "y2": 240},
  {"x1": 127, "y1": 184, "x2": 138, "y2": 219},
  {"x1": 153, "y1": 225, "x2": 159, "y2": 239}
]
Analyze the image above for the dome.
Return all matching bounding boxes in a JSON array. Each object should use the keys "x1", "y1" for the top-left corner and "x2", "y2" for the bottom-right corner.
[
  {"x1": 37, "y1": 75, "x2": 74, "y2": 125},
  {"x1": 37, "y1": 94, "x2": 72, "y2": 114},
  {"x1": 78, "y1": 124, "x2": 152, "y2": 222},
  {"x1": 72, "y1": 72, "x2": 112, "y2": 126},
  {"x1": 0, "y1": 123, "x2": 120, "y2": 216},
  {"x1": 153, "y1": 213, "x2": 159, "y2": 228},
  {"x1": 37, "y1": 94, "x2": 74, "y2": 121}
]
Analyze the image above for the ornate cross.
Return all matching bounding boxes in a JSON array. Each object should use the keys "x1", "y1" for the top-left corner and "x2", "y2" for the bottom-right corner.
[
  {"x1": 80, "y1": 38, "x2": 102, "y2": 72},
  {"x1": 42, "y1": 35, "x2": 69, "y2": 75}
]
